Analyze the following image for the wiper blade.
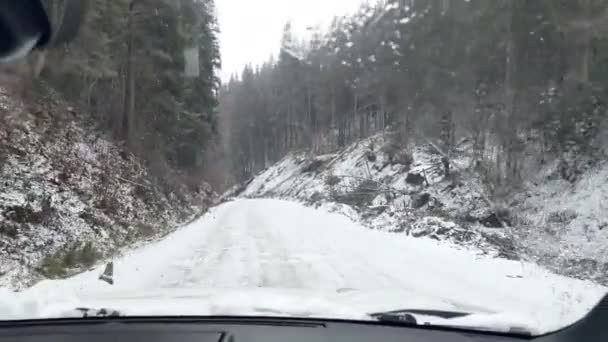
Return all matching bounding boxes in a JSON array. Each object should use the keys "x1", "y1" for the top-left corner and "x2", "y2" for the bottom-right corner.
[
  {"x1": 75, "y1": 307, "x2": 121, "y2": 318},
  {"x1": 375, "y1": 309, "x2": 470, "y2": 319},
  {"x1": 371, "y1": 309, "x2": 533, "y2": 336},
  {"x1": 371, "y1": 311, "x2": 419, "y2": 325},
  {"x1": 370, "y1": 309, "x2": 470, "y2": 326}
]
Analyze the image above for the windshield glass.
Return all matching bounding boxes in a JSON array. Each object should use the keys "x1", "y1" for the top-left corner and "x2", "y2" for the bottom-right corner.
[{"x1": 0, "y1": 0, "x2": 607, "y2": 336}]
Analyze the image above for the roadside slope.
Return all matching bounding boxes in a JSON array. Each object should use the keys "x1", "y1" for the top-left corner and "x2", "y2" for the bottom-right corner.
[{"x1": 0, "y1": 87, "x2": 216, "y2": 289}]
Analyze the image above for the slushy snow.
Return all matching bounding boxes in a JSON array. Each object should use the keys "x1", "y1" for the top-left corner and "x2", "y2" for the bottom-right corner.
[{"x1": 1, "y1": 199, "x2": 605, "y2": 335}]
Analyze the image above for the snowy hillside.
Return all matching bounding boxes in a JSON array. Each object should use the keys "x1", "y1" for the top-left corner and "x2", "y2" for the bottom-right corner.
[
  {"x1": 3, "y1": 199, "x2": 604, "y2": 335},
  {"x1": 515, "y1": 165, "x2": 608, "y2": 284},
  {"x1": 237, "y1": 134, "x2": 512, "y2": 256},
  {"x1": 234, "y1": 133, "x2": 608, "y2": 285},
  {"x1": 0, "y1": 87, "x2": 217, "y2": 289}
]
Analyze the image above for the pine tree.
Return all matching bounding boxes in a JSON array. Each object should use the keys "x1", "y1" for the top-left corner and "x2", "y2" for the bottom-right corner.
[
  {"x1": 40, "y1": 0, "x2": 222, "y2": 191},
  {"x1": 220, "y1": 0, "x2": 608, "y2": 185}
]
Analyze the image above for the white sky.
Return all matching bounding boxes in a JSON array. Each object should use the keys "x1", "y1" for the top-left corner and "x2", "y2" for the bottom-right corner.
[{"x1": 217, "y1": 0, "x2": 365, "y2": 81}]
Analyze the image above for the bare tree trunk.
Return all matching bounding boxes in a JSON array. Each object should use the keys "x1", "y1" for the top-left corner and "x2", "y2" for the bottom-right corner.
[
  {"x1": 440, "y1": 108, "x2": 453, "y2": 176},
  {"x1": 495, "y1": 147, "x2": 502, "y2": 186},
  {"x1": 307, "y1": 83, "x2": 313, "y2": 147},
  {"x1": 503, "y1": 0, "x2": 517, "y2": 183},
  {"x1": 581, "y1": 36, "x2": 591, "y2": 83},
  {"x1": 19, "y1": 50, "x2": 47, "y2": 100},
  {"x1": 122, "y1": 1, "x2": 136, "y2": 146},
  {"x1": 86, "y1": 77, "x2": 99, "y2": 109},
  {"x1": 355, "y1": 93, "x2": 363, "y2": 139},
  {"x1": 403, "y1": 106, "x2": 411, "y2": 146},
  {"x1": 30, "y1": 50, "x2": 47, "y2": 79},
  {"x1": 579, "y1": 0, "x2": 592, "y2": 83}
]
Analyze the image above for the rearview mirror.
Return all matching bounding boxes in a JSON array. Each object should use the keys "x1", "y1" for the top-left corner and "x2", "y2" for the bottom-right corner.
[{"x1": 0, "y1": 0, "x2": 87, "y2": 63}]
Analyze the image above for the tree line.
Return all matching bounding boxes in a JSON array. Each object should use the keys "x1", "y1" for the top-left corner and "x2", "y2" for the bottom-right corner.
[
  {"x1": 38, "y1": 0, "x2": 221, "y2": 192},
  {"x1": 220, "y1": 0, "x2": 608, "y2": 191}
]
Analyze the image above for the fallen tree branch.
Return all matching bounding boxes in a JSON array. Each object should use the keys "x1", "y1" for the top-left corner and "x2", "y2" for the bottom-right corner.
[
  {"x1": 326, "y1": 145, "x2": 353, "y2": 168},
  {"x1": 113, "y1": 175, "x2": 152, "y2": 190},
  {"x1": 419, "y1": 135, "x2": 499, "y2": 212},
  {"x1": 332, "y1": 174, "x2": 408, "y2": 195},
  {"x1": 416, "y1": 133, "x2": 521, "y2": 259}
]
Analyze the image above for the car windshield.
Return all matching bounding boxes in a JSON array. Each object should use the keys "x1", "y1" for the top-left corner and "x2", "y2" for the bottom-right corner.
[{"x1": 0, "y1": 0, "x2": 607, "y2": 336}]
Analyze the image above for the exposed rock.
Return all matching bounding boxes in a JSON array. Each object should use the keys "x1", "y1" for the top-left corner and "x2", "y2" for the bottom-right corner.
[
  {"x1": 409, "y1": 217, "x2": 456, "y2": 238},
  {"x1": 546, "y1": 209, "x2": 578, "y2": 224},
  {"x1": 393, "y1": 150, "x2": 413, "y2": 168},
  {"x1": 3, "y1": 205, "x2": 44, "y2": 225},
  {"x1": 325, "y1": 175, "x2": 341, "y2": 187},
  {"x1": 302, "y1": 158, "x2": 325, "y2": 173},
  {"x1": 480, "y1": 213, "x2": 505, "y2": 228},
  {"x1": 411, "y1": 193, "x2": 431, "y2": 209},
  {"x1": 481, "y1": 232, "x2": 518, "y2": 260},
  {"x1": 365, "y1": 150, "x2": 377, "y2": 162},
  {"x1": 405, "y1": 172, "x2": 426, "y2": 186}
]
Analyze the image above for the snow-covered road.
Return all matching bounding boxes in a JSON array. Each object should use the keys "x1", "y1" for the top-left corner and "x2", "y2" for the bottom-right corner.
[{"x1": 3, "y1": 199, "x2": 606, "y2": 333}]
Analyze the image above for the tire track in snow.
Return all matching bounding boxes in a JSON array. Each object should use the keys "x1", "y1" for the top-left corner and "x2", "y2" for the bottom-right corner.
[
  {"x1": 247, "y1": 204, "x2": 302, "y2": 288},
  {"x1": 158, "y1": 202, "x2": 250, "y2": 289},
  {"x1": 191, "y1": 215, "x2": 250, "y2": 288},
  {"x1": 246, "y1": 200, "x2": 402, "y2": 291},
  {"x1": 159, "y1": 199, "x2": 398, "y2": 291}
]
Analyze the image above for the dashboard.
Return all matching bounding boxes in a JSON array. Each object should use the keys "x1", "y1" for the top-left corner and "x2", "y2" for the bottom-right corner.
[
  {"x1": 0, "y1": 313, "x2": 602, "y2": 342},
  {"x1": 0, "y1": 318, "x2": 525, "y2": 342}
]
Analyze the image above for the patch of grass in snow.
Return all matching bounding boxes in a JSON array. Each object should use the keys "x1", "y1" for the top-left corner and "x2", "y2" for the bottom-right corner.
[
  {"x1": 134, "y1": 222, "x2": 157, "y2": 239},
  {"x1": 380, "y1": 134, "x2": 413, "y2": 168},
  {"x1": 78, "y1": 209, "x2": 108, "y2": 230},
  {"x1": 325, "y1": 175, "x2": 341, "y2": 187},
  {"x1": 3, "y1": 202, "x2": 55, "y2": 225},
  {"x1": 112, "y1": 221, "x2": 160, "y2": 247},
  {"x1": 332, "y1": 179, "x2": 380, "y2": 208},
  {"x1": 39, "y1": 258, "x2": 68, "y2": 278},
  {"x1": 96, "y1": 194, "x2": 122, "y2": 216},
  {"x1": 74, "y1": 242, "x2": 101, "y2": 268},
  {"x1": 40, "y1": 242, "x2": 102, "y2": 278},
  {"x1": 302, "y1": 158, "x2": 326, "y2": 173},
  {"x1": 546, "y1": 209, "x2": 578, "y2": 225},
  {"x1": 0, "y1": 222, "x2": 19, "y2": 238}
]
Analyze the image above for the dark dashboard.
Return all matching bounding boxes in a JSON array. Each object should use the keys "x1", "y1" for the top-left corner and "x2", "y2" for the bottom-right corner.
[
  {"x1": 0, "y1": 308, "x2": 603, "y2": 342},
  {"x1": 0, "y1": 317, "x2": 528, "y2": 342}
]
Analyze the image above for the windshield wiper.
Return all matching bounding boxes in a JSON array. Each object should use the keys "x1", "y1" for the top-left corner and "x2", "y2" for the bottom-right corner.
[
  {"x1": 370, "y1": 309, "x2": 470, "y2": 326},
  {"x1": 371, "y1": 309, "x2": 532, "y2": 336},
  {"x1": 75, "y1": 307, "x2": 121, "y2": 318}
]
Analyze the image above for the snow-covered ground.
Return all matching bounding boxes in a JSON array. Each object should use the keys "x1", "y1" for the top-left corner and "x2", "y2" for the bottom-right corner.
[
  {"x1": 2, "y1": 199, "x2": 605, "y2": 335},
  {"x1": 518, "y1": 164, "x2": 608, "y2": 268}
]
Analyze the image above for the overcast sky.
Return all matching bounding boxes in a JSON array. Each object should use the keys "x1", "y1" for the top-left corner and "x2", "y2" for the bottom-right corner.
[{"x1": 216, "y1": 0, "x2": 364, "y2": 81}]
